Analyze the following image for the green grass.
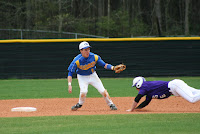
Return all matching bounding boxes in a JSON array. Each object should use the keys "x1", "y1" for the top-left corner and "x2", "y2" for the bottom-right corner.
[
  {"x1": 0, "y1": 113, "x2": 200, "y2": 134},
  {"x1": 0, "y1": 77, "x2": 200, "y2": 134},
  {"x1": 0, "y1": 77, "x2": 200, "y2": 99}
]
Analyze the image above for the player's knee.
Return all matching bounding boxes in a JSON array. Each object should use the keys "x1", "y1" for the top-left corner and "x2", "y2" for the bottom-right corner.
[
  {"x1": 186, "y1": 97, "x2": 197, "y2": 103},
  {"x1": 101, "y1": 90, "x2": 108, "y2": 97},
  {"x1": 80, "y1": 92, "x2": 87, "y2": 98},
  {"x1": 189, "y1": 98, "x2": 197, "y2": 103},
  {"x1": 188, "y1": 100, "x2": 195, "y2": 103}
]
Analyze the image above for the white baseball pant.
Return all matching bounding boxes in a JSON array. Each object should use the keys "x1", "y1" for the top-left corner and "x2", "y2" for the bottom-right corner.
[
  {"x1": 168, "y1": 79, "x2": 200, "y2": 103},
  {"x1": 77, "y1": 71, "x2": 113, "y2": 106}
]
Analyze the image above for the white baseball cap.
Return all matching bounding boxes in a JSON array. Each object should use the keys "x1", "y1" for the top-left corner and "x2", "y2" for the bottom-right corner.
[{"x1": 79, "y1": 41, "x2": 91, "y2": 50}]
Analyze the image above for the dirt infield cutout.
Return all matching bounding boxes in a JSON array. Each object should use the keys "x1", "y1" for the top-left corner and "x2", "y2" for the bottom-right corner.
[{"x1": 0, "y1": 97, "x2": 200, "y2": 117}]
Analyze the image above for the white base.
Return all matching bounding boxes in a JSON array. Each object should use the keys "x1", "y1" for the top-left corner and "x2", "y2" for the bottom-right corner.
[{"x1": 11, "y1": 107, "x2": 37, "y2": 112}]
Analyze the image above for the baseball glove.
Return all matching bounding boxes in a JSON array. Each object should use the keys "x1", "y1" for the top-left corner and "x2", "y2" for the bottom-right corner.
[{"x1": 114, "y1": 64, "x2": 126, "y2": 73}]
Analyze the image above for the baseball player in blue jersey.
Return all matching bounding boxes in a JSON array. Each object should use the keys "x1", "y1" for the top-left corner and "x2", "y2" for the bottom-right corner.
[
  {"x1": 68, "y1": 41, "x2": 125, "y2": 111},
  {"x1": 127, "y1": 76, "x2": 200, "y2": 112}
]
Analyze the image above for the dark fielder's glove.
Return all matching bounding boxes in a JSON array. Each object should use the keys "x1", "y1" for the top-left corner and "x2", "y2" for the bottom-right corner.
[{"x1": 114, "y1": 64, "x2": 126, "y2": 73}]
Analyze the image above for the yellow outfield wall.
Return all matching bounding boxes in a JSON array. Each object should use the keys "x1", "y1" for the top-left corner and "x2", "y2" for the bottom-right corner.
[{"x1": 0, "y1": 37, "x2": 200, "y2": 43}]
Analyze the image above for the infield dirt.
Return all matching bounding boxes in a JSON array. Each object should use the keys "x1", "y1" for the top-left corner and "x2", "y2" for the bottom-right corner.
[{"x1": 0, "y1": 97, "x2": 200, "y2": 117}]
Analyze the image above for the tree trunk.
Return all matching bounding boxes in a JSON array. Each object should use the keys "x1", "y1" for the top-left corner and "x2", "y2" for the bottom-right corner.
[
  {"x1": 108, "y1": 0, "x2": 110, "y2": 18},
  {"x1": 98, "y1": 0, "x2": 103, "y2": 35},
  {"x1": 164, "y1": 0, "x2": 170, "y2": 35},
  {"x1": 58, "y1": 0, "x2": 63, "y2": 39},
  {"x1": 185, "y1": 0, "x2": 190, "y2": 36},
  {"x1": 26, "y1": 0, "x2": 31, "y2": 30},
  {"x1": 155, "y1": 0, "x2": 162, "y2": 36},
  {"x1": 129, "y1": 0, "x2": 133, "y2": 37},
  {"x1": 98, "y1": 0, "x2": 103, "y2": 17},
  {"x1": 107, "y1": 0, "x2": 110, "y2": 36}
]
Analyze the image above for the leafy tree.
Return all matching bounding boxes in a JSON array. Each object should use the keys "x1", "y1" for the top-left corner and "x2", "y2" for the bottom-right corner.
[
  {"x1": 131, "y1": 18, "x2": 149, "y2": 37},
  {"x1": 0, "y1": 0, "x2": 199, "y2": 38},
  {"x1": 97, "y1": 16, "x2": 116, "y2": 37}
]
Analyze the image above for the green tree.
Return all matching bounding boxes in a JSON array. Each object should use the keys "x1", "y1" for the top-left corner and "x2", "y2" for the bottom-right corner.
[{"x1": 131, "y1": 18, "x2": 149, "y2": 37}]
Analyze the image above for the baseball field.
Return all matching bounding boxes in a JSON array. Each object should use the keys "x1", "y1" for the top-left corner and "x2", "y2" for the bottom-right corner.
[{"x1": 0, "y1": 77, "x2": 200, "y2": 134}]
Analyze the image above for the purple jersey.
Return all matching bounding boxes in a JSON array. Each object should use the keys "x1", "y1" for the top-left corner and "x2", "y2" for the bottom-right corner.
[{"x1": 139, "y1": 81, "x2": 171, "y2": 100}]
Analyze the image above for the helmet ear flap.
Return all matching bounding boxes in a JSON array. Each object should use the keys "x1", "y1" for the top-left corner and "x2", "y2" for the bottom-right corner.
[
  {"x1": 136, "y1": 84, "x2": 139, "y2": 88},
  {"x1": 136, "y1": 79, "x2": 143, "y2": 88}
]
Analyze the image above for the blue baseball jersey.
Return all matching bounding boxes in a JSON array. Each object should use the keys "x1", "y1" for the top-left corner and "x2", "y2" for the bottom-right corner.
[
  {"x1": 139, "y1": 81, "x2": 171, "y2": 100},
  {"x1": 68, "y1": 52, "x2": 107, "y2": 76}
]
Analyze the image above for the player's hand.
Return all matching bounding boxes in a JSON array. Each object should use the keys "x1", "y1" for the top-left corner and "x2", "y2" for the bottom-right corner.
[
  {"x1": 126, "y1": 109, "x2": 133, "y2": 112},
  {"x1": 68, "y1": 85, "x2": 72, "y2": 93}
]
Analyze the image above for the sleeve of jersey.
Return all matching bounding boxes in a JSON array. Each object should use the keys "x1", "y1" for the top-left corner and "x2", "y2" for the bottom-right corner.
[
  {"x1": 136, "y1": 96, "x2": 152, "y2": 109},
  {"x1": 96, "y1": 55, "x2": 106, "y2": 67},
  {"x1": 134, "y1": 94, "x2": 144, "y2": 103},
  {"x1": 68, "y1": 60, "x2": 77, "y2": 77}
]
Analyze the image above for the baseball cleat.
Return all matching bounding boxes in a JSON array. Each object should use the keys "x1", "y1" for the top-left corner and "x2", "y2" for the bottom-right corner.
[
  {"x1": 71, "y1": 103, "x2": 82, "y2": 111},
  {"x1": 110, "y1": 104, "x2": 117, "y2": 110}
]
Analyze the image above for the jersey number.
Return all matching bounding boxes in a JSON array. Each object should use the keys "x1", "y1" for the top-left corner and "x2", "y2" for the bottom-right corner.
[{"x1": 152, "y1": 94, "x2": 166, "y2": 99}]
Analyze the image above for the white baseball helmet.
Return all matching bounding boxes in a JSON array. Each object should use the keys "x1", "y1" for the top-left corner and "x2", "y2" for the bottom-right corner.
[
  {"x1": 132, "y1": 76, "x2": 146, "y2": 88},
  {"x1": 79, "y1": 41, "x2": 91, "y2": 50}
]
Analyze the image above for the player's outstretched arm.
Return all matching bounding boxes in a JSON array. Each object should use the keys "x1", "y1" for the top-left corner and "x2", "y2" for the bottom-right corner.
[
  {"x1": 67, "y1": 76, "x2": 72, "y2": 93},
  {"x1": 104, "y1": 63, "x2": 114, "y2": 70},
  {"x1": 96, "y1": 56, "x2": 126, "y2": 73},
  {"x1": 104, "y1": 63, "x2": 126, "y2": 73},
  {"x1": 126, "y1": 94, "x2": 144, "y2": 112},
  {"x1": 126, "y1": 100, "x2": 138, "y2": 112},
  {"x1": 136, "y1": 97, "x2": 152, "y2": 109}
]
